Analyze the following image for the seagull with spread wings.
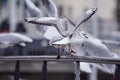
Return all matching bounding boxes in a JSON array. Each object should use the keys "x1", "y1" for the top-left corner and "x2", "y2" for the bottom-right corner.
[
  {"x1": 51, "y1": 10, "x2": 117, "y2": 74},
  {"x1": 24, "y1": 0, "x2": 94, "y2": 73},
  {"x1": 34, "y1": 5, "x2": 117, "y2": 74}
]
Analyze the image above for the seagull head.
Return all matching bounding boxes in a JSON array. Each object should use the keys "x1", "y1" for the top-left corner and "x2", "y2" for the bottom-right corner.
[{"x1": 91, "y1": 7, "x2": 97, "y2": 13}]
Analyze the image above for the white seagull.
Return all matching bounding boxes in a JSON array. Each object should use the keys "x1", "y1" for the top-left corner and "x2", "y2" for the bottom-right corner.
[
  {"x1": 24, "y1": 3, "x2": 97, "y2": 57},
  {"x1": 25, "y1": 0, "x2": 71, "y2": 37},
  {"x1": 52, "y1": 16, "x2": 118, "y2": 74},
  {"x1": 24, "y1": 0, "x2": 93, "y2": 73},
  {"x1": 0, "y1": 33, "x2": 33, "y2": 48},
  {"x1": 45, "y1": 6, "x2": 118, "y2": 74},
  {"x1": 68, "y1": 17, "x2": 120, "y2": 50}
]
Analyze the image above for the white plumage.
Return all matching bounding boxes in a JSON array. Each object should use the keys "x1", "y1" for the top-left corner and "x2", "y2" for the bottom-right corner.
[
  {"x1": 24, "y1": 0, "x2": 95, "y2": 73},
  {"x1": 0, "y1": 33, "x2": 33, "y2": 48}
]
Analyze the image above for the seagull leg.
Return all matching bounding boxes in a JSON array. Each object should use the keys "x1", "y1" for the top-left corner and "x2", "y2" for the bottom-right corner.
[
  {"x1": 56, "y1": 47, "x2": 60, "y2": 59},
  {"x1": 68, "y1": 44, "x2": 76, "y2": 56},
  {"x1": 57, "y1": 46, "x2": 65, "y2": 59}
]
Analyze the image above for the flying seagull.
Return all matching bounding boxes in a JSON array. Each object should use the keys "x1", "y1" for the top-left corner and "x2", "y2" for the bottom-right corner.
[
  {"x1": 67, "y1": 16, "x2": 120, "y2": 50},
  {"x1": 25, "y1": 7, "x2": 97, "y2": 58},
  {"x1": 0, "y1": 33, "x2": 33, "y2": 48}
]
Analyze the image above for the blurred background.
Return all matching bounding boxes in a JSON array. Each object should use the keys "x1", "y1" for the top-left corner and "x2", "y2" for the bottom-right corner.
[{"x1": 0, "y1": 0, "x2": 120, "y2": 80}]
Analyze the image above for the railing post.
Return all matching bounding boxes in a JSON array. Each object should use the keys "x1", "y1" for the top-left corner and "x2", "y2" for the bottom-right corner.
[
  {"x1": 14, "y1": 61, "x2": 20, "y2": 80},
  {"x1": 41, "y1": 61, "x2": 47, "y2": 80},
  {"x1": 115, "y1": 64, "x2": 120, "y2": 80},
  {"x1": 74, "y1": 61, "x2": 80, "y2": 80}
]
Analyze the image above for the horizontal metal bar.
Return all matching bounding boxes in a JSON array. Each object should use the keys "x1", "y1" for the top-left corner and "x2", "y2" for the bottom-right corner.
[{"x1": 0, "y1": 56, "x2": 120, "y2": 64}]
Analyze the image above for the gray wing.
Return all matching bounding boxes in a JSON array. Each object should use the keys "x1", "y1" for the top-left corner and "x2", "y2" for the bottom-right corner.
[
  {"x1": 102, "y1": 40, "x2": 120, "y2": 50},
  {"x1": 25, "y1": 17, "x2": 67, "y2": 37},
  {"x1": 82, "y1": 39, "x2": 112, "y2": 57},
  {"x1": 25, "y1": 0, "x2": 46, "y2": 34},
  {"x1": 82, "y1": 39, "x2": 115, "y2": 74},
  {"x1": 41, "y1": 0, "x2": 58, "y2": 17},
  {"x1": 25, "y1": 17, "x2": 57, "y2": 25},
  {"x1": 73, "y1": 7, "x2": 97, "y2": 34},
  {"x1": 25, "y1": 0, "x2": 42, "y2": 17}
]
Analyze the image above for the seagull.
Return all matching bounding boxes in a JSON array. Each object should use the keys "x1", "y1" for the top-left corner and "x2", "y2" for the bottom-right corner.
[
  {"x1": 25, "y1": 0, "x2": 63, "y2": 58},
  {"x1": 47, "y1": 7, "x2": 119, "y2": 74},
  {"x1": 25, "y1": 7, "x2": 97, "y2": 54},
  {"x1": 51, "y1": 27, "x2": 116, "y2": 74},
  {"x1": 25, "y1": 6, "x2": 97, "y2": 36},
  {"x1": 0, "y1": 33, "x2": 33, "y2": 48},
  {"x1": 51, "y1": 7, "x2": 97, "y2": 44},
  {"x1": 24, "y1": 0, "x2": 93, "y2": 73},
  {"x1": 25, "y1": 0, "x2": 72, "y2": 37},
  {"x1": 68, "y1": 16, "x2": 120, "y2": 50}
]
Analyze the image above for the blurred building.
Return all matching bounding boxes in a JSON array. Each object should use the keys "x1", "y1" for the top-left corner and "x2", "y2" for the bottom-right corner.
[
  {"x1": 0, "y1": 0, "x2": 119, "y2": 80},
  {"x1": 0, "y1": 0, "x2": 119, "y2": 39}
]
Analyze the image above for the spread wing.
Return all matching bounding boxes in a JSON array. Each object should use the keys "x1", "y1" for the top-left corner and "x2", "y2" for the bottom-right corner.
[
  {"x1": 41, "y1": 0, "x2": 58, "y2": 17},
  {"x1": 72, "y1": 7, "x2": 97, "y2": 34},
  {"x1": 25, "y1": 0, "x2": 42, "y2": 17}
]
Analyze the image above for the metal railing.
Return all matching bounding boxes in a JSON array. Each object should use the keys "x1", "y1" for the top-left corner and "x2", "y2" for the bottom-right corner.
[
  {"x1": 0, "y1": 55, "x2": 120, "y2": 80},
  {"x1": 0, "y1": 55, "x2": 120, "y2": 64}
]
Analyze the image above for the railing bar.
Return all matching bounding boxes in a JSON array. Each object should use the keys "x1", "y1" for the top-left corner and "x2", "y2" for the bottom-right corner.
[{"x1": 0, "y1": 56, "x2": 119, "y2": 64}]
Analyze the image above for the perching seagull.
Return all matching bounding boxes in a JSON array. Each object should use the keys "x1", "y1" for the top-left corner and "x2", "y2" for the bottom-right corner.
[
  {"x1": 24, "y1": 0, "x2": 93, "y2": 73},
  {"x1": 0, "y1": 33, "x2": 33, "y2": 48},
  {"x1": 48, "y1": 7, "x2": 118, "y2": 74}
]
